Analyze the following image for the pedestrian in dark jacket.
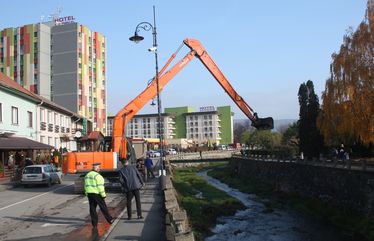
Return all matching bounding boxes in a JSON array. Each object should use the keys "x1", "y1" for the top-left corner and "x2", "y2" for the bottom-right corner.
[
  {"x1": 144, "y1": 155, "x2": 155, "y2": 178},
  {"x1": 24, "y1": 158, "x2": 34, "y2": 167},
  {"x1": 119, "y1": 160, "x2": 144, "y2": 220}
]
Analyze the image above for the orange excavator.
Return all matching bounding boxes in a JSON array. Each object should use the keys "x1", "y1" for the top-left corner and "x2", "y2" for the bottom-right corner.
[{"x1": 62, "y1": 38, "x2": 273, "y2": 192}]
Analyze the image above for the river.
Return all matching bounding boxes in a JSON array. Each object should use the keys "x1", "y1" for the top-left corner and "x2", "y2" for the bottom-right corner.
[{"x1": 197, "y1": 170, "x2": 344, "y2": 241}]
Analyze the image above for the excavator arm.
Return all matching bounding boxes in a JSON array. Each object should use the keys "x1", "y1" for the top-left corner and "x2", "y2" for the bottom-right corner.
[
  {"x1": 113, "y1": 38, "x2": 273, "y2": 160},
  {"x1": 183, "y1": 39, "x2": 273, "y2": 129}
]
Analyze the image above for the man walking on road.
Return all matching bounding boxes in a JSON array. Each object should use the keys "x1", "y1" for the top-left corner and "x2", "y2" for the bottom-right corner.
[
  {"x1": 84, "y1": 163, "x2": 114, "y2": 229},
  {"x1": 144, "y1": 155, "x2": 155, "y2": 179},
  {"x1": 119, "y1": 160, "x2": 144, "y2": 220}
]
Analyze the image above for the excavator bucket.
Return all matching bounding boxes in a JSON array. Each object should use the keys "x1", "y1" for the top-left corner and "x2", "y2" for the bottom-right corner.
[{"x1": 251, "y1": 117, "x2": 274, "y2": 130}]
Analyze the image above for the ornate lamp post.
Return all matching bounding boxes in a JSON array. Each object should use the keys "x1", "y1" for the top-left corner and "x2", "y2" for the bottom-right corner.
[{"x1": 129, "y1": 6, "x2": 166, "y2": 189}]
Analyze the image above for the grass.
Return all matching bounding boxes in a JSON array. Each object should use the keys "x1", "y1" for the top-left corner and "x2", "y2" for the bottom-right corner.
[
  {"x1": 172, "y1": 164, "x2": 245, "y2": 241},
  {"x1": 208, "y1": 164, "x2": 374, "y2": 241}
]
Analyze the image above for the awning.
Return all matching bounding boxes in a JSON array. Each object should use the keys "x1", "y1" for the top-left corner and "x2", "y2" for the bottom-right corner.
[{"x1": 0, "y1": 137, "x2": 54, "y2": 150}]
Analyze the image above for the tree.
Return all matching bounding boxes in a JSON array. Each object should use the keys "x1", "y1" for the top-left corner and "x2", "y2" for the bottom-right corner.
[
  {"x1": 298, "y1": 80, "x2": 323, "y2": 158},
  {"x1": 281, "y1": 121, "x2": 299, "y2": 148},
  {"x1": 233, "y1": 120, "x2": 251, "y2": 143},
  {"x1": 318, "y1": 1, "x2": 374, "y2": 149},
  {"x1": 246, "y1": 130, "x2": 281, "y2": 150}
]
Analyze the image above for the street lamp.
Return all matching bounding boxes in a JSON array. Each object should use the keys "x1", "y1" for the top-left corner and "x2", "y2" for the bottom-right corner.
[{"x1": 130, "y1": 6, "x2": 166, "y2": 189}]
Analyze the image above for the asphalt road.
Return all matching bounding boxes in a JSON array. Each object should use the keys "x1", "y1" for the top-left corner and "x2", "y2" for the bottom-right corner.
[{"x1": 0, "y1": 175, "x2": 125, "y2": 241}]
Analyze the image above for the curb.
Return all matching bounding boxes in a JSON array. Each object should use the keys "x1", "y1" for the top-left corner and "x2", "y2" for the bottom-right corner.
[
  {"x1": 100, "y1": 187, "x2": 146, "y2": 241},
  {"x1": 99, "y1": 202, "x2": 128, "y2": 241},
  {"x1": 0, "y1": 183, "x2": 18, "y2": 192}
]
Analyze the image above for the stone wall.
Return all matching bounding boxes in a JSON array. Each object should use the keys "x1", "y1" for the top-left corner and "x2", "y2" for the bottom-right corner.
[
  {"x1": 164, "y1": 171, "x2": 195, "y2": 241},
  {"x1": 230, "y1": 157, "x2": 374, "y2": 215}
]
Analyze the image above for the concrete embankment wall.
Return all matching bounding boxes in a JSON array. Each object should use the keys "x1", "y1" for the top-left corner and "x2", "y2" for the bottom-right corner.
[
  {"x1": 230, "y1": 157, "x2": 374, "y2": 215},
  {"x1": 163, "y1": 165, "x2": 195, "y2": 241}
]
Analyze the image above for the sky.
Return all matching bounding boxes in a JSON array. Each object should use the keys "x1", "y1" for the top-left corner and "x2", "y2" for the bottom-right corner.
[{"x1": 0, "y1": 0, "x2": 368, "y2": 120}]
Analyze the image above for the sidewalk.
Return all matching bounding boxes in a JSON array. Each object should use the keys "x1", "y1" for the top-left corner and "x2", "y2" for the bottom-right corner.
[
  {"x1": 102, "y1": 177, "x2": 165, "y2": 241},
  {"x1": 0, "y1": 177, "x2": 17, "y2": 192}
]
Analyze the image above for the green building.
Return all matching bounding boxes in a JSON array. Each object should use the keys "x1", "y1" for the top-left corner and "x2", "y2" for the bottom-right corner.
[{"x1": 165, "y1": 106, "x2": 233, "y2": 145}]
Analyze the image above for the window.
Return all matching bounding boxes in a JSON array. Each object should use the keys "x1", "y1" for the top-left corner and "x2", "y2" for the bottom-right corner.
[
  {"x1": 48, "y1": 137, "x2": 53, "y2": 145},
  {"x1": 11, "y1": 107, "x2": 18, "y2": 125},
  {"x1": 0, "y1": 103, "x2": 2, "y2": 122},
  {"x1": 40, "y1": 136, "x2": 45, "y2": 143},
  {"x1": 40, "y1": 108, "x2": 45, "y2": 122},
  {"x1": 47, "y1": 111, "x2": 51, "y2": 123},
  {"x1": 54, "y1": 113, "x2": 58, "y2": 125},
  {"x1": 27, "y1": 111, "x2": 33, "y2": 127}
]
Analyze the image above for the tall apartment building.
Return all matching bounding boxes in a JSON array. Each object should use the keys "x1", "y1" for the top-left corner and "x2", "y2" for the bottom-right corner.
[{"x1": 0, "y1": 17, "x2": 107, "y2": 133}]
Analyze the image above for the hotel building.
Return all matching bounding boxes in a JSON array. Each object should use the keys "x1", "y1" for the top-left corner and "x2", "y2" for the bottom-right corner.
[{"x1": 0, "y1": 17, "x2": 107, "y2": 133}]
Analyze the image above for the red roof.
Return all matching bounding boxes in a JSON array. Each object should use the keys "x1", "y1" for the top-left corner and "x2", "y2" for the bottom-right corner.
[
  {"x1": 0, "y1": 72, "x2": 40, "y2": 100},
  {"x1": 88, "y1": 131, "x2": 104, "y2": 140}
]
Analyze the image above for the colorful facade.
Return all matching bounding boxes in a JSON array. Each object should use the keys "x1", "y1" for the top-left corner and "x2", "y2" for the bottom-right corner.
[
  {"x1": 0, "y1": 24, "x2": 51, "y2": 99},
  {"x1": 0, "y1": 21, "x2": 107, "y2": 134}
]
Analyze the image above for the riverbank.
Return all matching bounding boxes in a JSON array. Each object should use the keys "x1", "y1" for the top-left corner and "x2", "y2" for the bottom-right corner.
[
  {"x1": 209, "y1": 164, "x2": 374, "y2": 241},
  {"x1": 172, "y1": 165, "x2": 245, "y2": 241}
]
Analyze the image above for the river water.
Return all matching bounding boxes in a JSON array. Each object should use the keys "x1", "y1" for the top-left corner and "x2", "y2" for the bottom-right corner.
[{"x1": 197, "y1": 170, "x2": 343, "y2": 241}]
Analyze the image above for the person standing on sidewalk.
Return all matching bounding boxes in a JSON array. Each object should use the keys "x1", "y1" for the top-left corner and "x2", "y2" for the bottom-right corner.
[
  {"x1": 84, "y1": 163, "x2": 114, "y2": 229},
  {"x1": 119, "y1": 160, "x2": 144, "y2": 220},
  {"x1": 144, "y1": 155, "x2": 155, "y2": 179}
]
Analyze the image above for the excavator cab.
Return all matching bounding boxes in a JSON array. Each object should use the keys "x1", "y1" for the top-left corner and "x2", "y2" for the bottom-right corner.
[{"x1": 251, "y1": 113, "x2": 274, "y2": 130}]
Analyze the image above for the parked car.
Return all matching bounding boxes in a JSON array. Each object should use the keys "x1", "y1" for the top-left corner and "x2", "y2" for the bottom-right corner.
[
  {"x1": 167, "y1": 148, "x2": 177, "y2": 155},
  {"x1": 21, "y1": 164, "x2": 62, "y2": 187},
  {"x1": 147, "y1": 150, "x2": 161, "y2": 158}
]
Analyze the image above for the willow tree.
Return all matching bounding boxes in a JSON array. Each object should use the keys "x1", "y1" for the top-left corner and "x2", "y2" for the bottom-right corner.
[{"x1": 318, "y1": 1, "x2": 374, "y2": 147}]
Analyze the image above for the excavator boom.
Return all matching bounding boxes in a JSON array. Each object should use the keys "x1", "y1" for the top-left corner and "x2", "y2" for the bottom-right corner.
[{"x1": 112, "y1": 38, "x2": 273, "y2": 160}]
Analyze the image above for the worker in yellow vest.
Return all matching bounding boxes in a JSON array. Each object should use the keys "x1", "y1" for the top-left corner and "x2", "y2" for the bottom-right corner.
[{"x1": 84, "y1": 163, "x2": 114, "y2": 229}]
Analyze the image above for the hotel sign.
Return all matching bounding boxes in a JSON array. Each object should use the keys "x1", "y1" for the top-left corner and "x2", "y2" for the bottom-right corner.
[
  {"x1": 199, "y1": 106, "x2": 216, "y2": 112},
  {"x1": 55, "y1": 16, "x2": 76, "y2": 25}
]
